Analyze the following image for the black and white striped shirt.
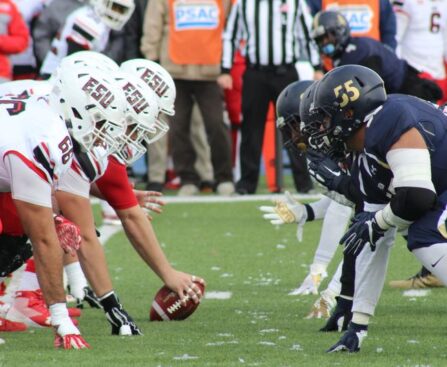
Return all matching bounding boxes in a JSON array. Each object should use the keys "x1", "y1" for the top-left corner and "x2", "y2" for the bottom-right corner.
[{"x1": 221, "y1": 0, "x2": 320, "y2": 72}]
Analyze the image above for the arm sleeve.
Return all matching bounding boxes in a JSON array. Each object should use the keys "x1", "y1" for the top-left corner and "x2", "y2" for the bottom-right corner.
[
  {"x1": 0, "y1": 2, "x2": 29, "y2": 54},
  {"x1": 140, "y1": 0, "x2": 164, "y2": 61},
  {"x1": 379, "y1": 0, "x2": 397, "y2": 50},
  {"x1": 5, "y1": 154, "x2": 52, "y2": 208},
  {"x1": 95, "y1": 157, "x2": 138, "y2": 210},
  {"x1": 221, "y1": 0, "x2": 242, "y2": 73}
]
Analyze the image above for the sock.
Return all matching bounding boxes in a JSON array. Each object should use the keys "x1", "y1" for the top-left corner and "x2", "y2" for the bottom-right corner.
[
  {"x1": 352, "y1": 312, "x2": 370, "y2": 326},
  {"x1": 64, "y1": 262, "x2": 88, "y2": 300},
  {"x1": 309, "y1": 197, "x2": 332, "y2": 220},
  {"x1": 99, "y1": 291, "x2": 120, "y2": 313},
  {"x1": 17, "y1": 259, "x2": 40, "y2": 292}
]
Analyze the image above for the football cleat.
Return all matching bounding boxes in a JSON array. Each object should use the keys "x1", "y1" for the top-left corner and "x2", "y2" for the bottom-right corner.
[
  {"x1": 7, "y1": 290, "x2": 80, "y2": 328},
  {"x1": 76, "y1": 287, "x2": 102, "y2": 309},
  {"x1": 6, "y1": 290, "x2": 51, "y2": 327},
  {"x1": 306, "y1": 289, "x2": 337, "y2": 319},
  {"x1": 389, "y1": 268, "x2": 444, "y2": 289},
  {"x1": 326, "y1": 322, "x2": 368, "y2": 353},
  {"x1": 319, "y1": 297, "x2": 352, "y2": 332},
  {"x1": 0, "y1": 316, "x2": 27, "y2": 332}
]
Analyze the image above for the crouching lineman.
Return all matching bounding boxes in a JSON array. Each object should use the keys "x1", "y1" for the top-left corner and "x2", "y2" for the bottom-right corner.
[
  {"x1": 0, "y1": 62, "x2": 128, "y2": 348},
  {"x1": 302, "y1": 64, "x2": 447, "y2": 352}
]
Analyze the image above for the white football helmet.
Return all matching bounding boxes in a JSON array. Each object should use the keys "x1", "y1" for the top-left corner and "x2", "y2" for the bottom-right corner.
[
  {"x1": 120, "y1": 59, "x2": 175, "y2": 115},
  {"x1": 91, "y1": 0, "x2": 135, "y2": 31},
  {"x1": 49, "y1": 64, "x2": 127, "y2": 156},
  {"x1": 113, "y1": 71, "x2": 160, "y2": 165},
  {"x1": 120, "y1": 59, "x2": 175, "y2": 144},
  {"x1": 61, "y1": 51, "x2": 119, "y2": 72}
]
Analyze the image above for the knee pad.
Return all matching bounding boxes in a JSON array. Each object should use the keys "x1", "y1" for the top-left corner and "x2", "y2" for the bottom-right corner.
[{"x1": 0, "y1": 234, "x2": 32, "y2": 277}]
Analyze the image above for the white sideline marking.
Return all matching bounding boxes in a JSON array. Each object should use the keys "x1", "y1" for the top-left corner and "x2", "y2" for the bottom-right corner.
[
  {"x1": 0, "y1": 338, "x2": 5, "y2": 345},
  {"x1": 91, "y1": 193, "x2": 322, "y2": 206},
  {"x1": 205, "y1": 291, "x2": 232, "y2": 300},
  {"x1": 402, "y1": 290, "x2": 431, "y2": 297}
]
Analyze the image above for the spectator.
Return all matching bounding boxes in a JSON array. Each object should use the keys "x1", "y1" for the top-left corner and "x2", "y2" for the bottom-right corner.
[
  {"x1": 0, "y1": 0, "x2": 29, "y2": 83},
  {"x1": 219, "y1": 0, "x2": 319, "y2": 195},
  {"x1": 10, "y1": 0, "x2": 47, "y2": 80},
  {"x1": 141, "y1": 0, "x2": 234, "y2": 196}
]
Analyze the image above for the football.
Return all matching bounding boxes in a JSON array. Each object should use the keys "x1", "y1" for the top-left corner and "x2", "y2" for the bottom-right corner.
[{"x1": 149, "y1": 282, "x2": 205, "y2": 321}]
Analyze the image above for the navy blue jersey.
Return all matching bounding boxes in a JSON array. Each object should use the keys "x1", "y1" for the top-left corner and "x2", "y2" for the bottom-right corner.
[
  {"x1": 334, "y1": 37, "x2": 407, "y2": 93},
  {"x1": 351, "y1": 94, "x2": 447, "y2": 205},
  {"x1": 407, "y1": 191, "x2": 447, "y2": 250}
]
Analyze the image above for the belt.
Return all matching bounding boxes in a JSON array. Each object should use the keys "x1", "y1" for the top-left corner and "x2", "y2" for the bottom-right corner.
[{"x1": 246, "y1": 63, "x2": 295, "y2": 74}]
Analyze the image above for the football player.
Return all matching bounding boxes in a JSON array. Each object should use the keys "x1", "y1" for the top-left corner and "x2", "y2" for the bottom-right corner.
[
  {"x1": 0, "y1": 62, "x2": 128, "y2": 348},
  {"x1": 39, "y1": 0, "x2": 135, "y2": 78},
  {"x1": 303, "y1": 64, "x2": 447, "y2": 352},
  {"x1": 311, "y1": 10, "x2": 443, "y2": 102}
]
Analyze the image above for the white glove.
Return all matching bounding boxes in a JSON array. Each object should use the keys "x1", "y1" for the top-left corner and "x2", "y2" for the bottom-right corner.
[
  {"x1": 288, "y1": 263, "x2": 328, "y2": 296},
  {"x1": 305, "y1": 288, "x2": 337, "y2": 319},
  {"x1": 259, "y1": 191, "x2": 308, "y2": 241}
]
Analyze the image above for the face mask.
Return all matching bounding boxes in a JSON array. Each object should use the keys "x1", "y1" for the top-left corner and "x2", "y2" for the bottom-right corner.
[{"x1": 322, "y1": 43, "x2": 336, "y2": 56}]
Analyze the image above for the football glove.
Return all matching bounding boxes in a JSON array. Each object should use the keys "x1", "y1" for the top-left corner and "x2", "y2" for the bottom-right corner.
[
  {"x1": 326, "y1": 322, "x2": 368, "y2": 353},
  {"x1": 76, "y1": 286, "x2": 102, "y2": 309},
  {"x1": 54, "y1": 214, "x2": 81, "y2": 255},
  {"x1": 288, "y1": 263, "x2": 327, "y2": 296},
  {"x1": 51, "y1": 311, "x2": 89, "y2": 350},
  {"x1": 305, "y1": 289, "x2": 337, "y2": 319},
  {"x1": 306, "y1": 149, "x2": 345, "y2": 192},
  {"x1": 105, "y1": 305, "x2": 142, "y2": 336},
  {"x1": 259, "y1": 191, "x2": 307, "y2": 241},
  {"x1": 340, "y1": 212, "x2": 386, "y2": 256}
]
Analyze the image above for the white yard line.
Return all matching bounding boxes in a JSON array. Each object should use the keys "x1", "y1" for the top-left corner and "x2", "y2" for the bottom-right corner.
[{"x1": 91, "y1": 193, "x2": 322, "y2": 206}]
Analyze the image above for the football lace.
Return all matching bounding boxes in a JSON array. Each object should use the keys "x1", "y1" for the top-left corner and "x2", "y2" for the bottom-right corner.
[{"x1": 167, "y1": 299, "x2": 183, "y2": 314}]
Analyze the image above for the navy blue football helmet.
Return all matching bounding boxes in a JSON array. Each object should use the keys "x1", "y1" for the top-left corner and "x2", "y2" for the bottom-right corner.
[
  {"x1": 309, "y1": 64, "x2": 387, "y2": 155},
  {"x1": 276, "y1": 80, "x2": 314, "y2": 155},
  {"x1": 312, "y1": 10, "x2": 350, "y2": 57}
]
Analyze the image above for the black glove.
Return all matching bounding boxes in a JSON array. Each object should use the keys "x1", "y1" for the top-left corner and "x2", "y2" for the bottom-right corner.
[
  {"x1": 340, "y1": 212, "x2": 386, "y2": 256},
  {"x1": 326, "y1": 322, "x2": 368, "y2": 353},
  {"x1": 306, "y1": 149, "x2": 346, "y2": 191}
]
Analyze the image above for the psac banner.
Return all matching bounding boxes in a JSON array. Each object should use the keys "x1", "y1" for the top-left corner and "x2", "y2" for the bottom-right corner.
[{"x1": 173, "y1": 0, "x2": 220, "y2": 31}]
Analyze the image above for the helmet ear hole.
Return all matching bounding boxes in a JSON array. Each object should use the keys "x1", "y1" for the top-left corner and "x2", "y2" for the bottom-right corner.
[
  {"x1": 71, "y1": 107, "x2": 82, "y2": 120},
  {"x1": 355, "y1": 77, "x2": 365, "y2": 87}
]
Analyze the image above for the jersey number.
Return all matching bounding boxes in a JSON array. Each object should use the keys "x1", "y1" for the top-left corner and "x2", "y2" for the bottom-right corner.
[
  {"x1": 0, "y1": 100, "x2": 26, "y2": 116},
  {"x1": 333, "y1": 80, "x2": 360, "y2": 108},
  {"x1": 430, "y1": 12, "x2": 441, "y2": 33},
  {"x1": 58, "y1": 136, "x2": 73, "y2": 164}
]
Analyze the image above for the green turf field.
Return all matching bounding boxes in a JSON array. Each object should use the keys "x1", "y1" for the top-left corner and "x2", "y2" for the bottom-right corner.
[{"x1": 1, "y1": 200, "x2": 446, "y2": 367}]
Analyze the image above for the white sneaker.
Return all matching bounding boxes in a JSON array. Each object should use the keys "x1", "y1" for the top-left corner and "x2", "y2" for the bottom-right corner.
[
  {"x1": 178, "y1": 184, "x2": 199, "y2": 196},
  {"x1": 216, "y1": 182, "x2": 235, "y2": 196}
]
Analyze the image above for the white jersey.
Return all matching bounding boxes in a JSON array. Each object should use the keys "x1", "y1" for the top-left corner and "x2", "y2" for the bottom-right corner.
[
  {"x1": 10, "y1": 0, "x2": 48, "y2": 68},
  {"x1": 394, "y1": 0, "x2": 447, "y2": 79},
  {"x1": 0, "y1": 95, "x2": 73, "y2": 206},
  {"x1": 40, "y1": 5, "x2": 110, "y2": 75},
  {"x1": 0, "y1": 79, "x2": 52, "y2": 97}
]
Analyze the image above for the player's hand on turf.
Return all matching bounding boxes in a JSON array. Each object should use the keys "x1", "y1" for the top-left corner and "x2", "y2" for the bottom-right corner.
[
  {"x1": 289, "y1": 263, "x2": 327, "y2": 296},
  {"x1": 306, "y1": 149, "x2": 346, "y2": 191},
  {"x1": 53, "y1": 316, "x2": 90, "y2": 350},
  {"x1": 259, "y1": 191, "x2": 308, "y2": 241},
  {"x1": 164, "y1": 270, "x2": 206, "y2": 305},
  {"x1": 54, "y1": 214, "x2": 81, "y2": 256},
  {"x1": 105, "y1": 304, "x2": 142, "y2": 336},
  {"x1": 134, "y1": 190, "x2": 165, "y2": 220},
  {"x1": 305, "y1": 289, "x2": 337, "y2": 319},
  {"x1": 341, "y1": 212, "x2": 386, "y2": 256},
  {"x1": 326, "y1": 323, "x2": 367, "y2": 353}
]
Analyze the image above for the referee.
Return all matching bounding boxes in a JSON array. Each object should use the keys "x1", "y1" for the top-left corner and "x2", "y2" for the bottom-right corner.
[{"x1": 218, "y1": 0, "x2": 322, "y2": 194}]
